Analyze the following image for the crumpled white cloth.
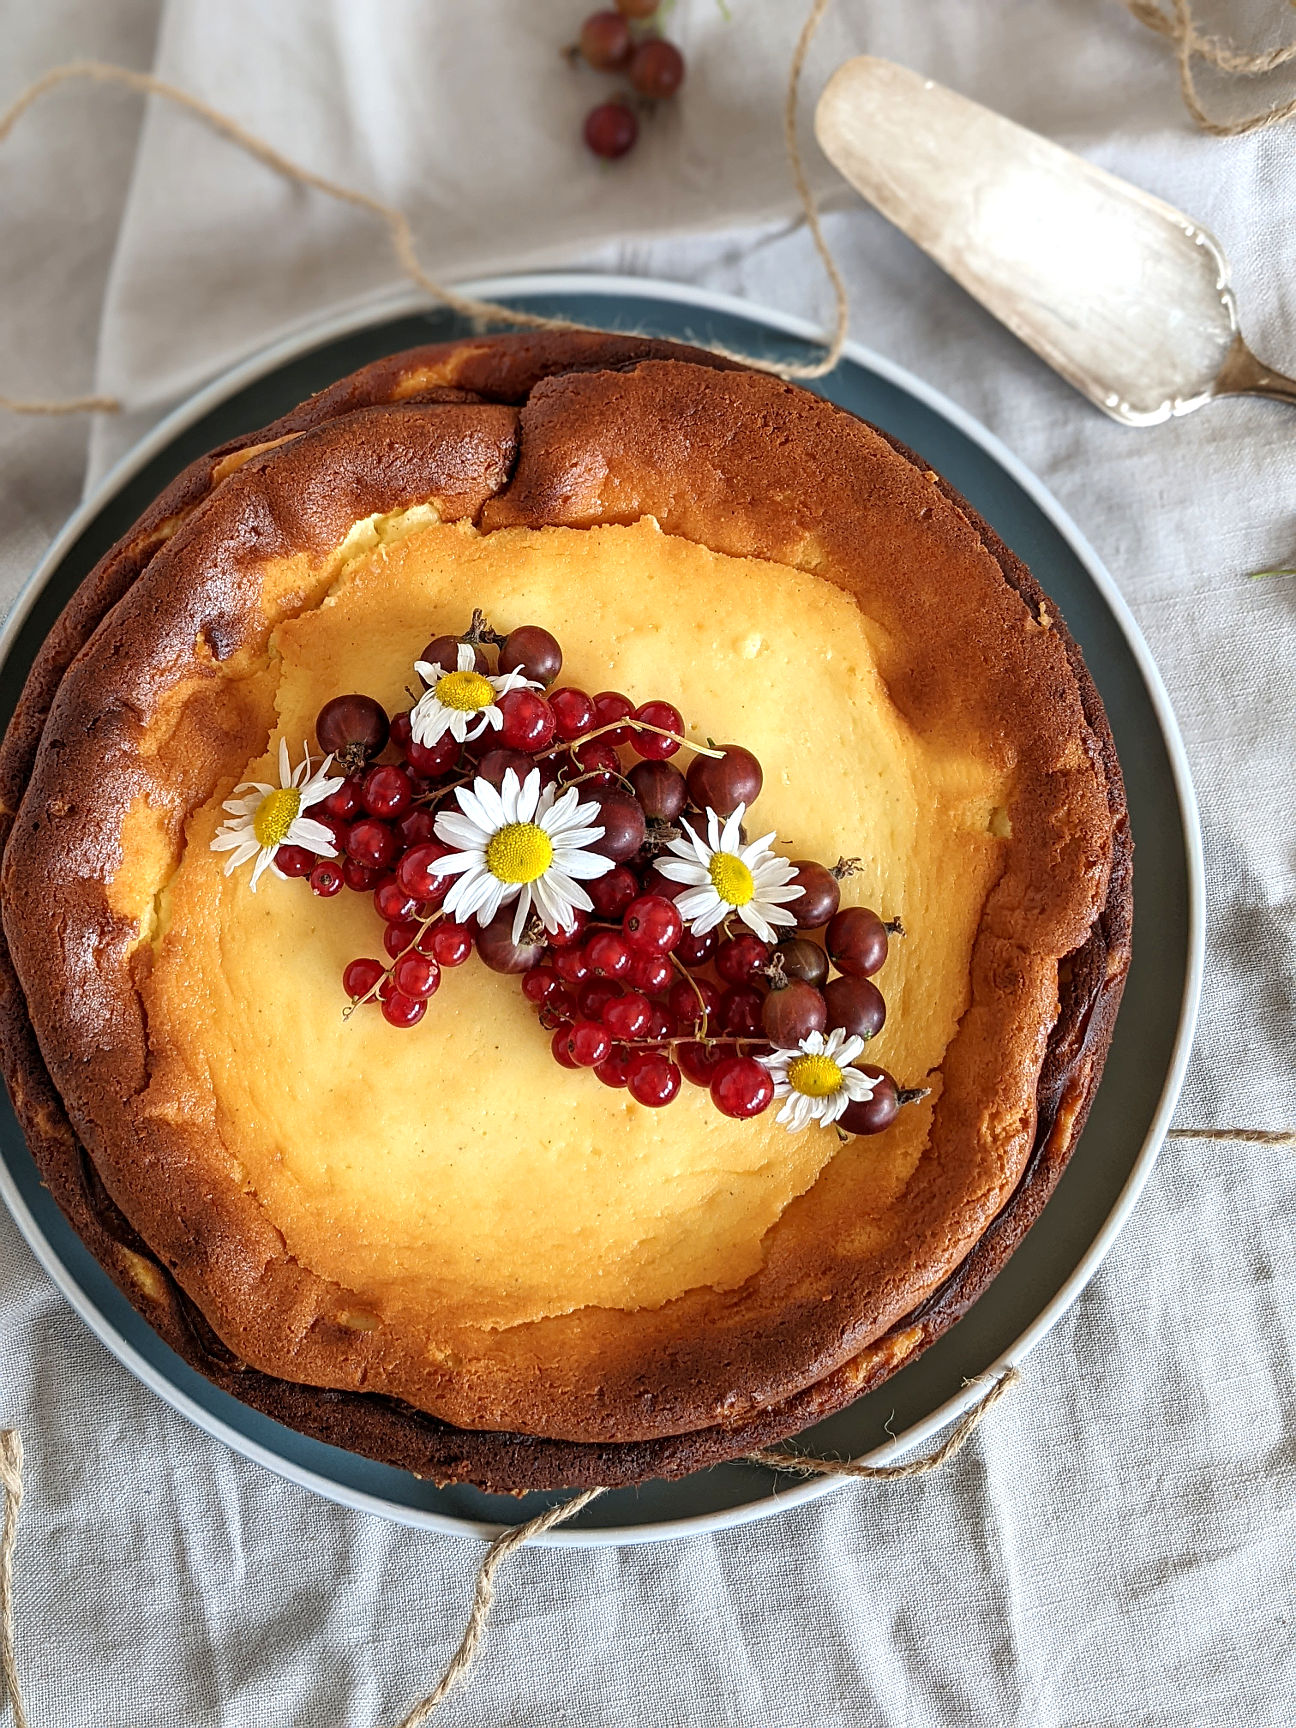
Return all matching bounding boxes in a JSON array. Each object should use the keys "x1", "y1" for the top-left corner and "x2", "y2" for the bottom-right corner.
[{"x1": 1, "y1": 2, "x2": 1294, "y2": 1725}]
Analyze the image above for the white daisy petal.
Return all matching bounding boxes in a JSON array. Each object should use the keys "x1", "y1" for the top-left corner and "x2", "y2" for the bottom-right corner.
[
  {"x1": 515, "y1": 769, "x2": 542, "y2": 824},
  {"x1": 510, "y1": 885, "x2": 535, "y2": 944},
  {"x1": 656, "y1": 857, "x2": 706, "y2": 885},
  {"x1": 292, "y1": 818, "x2": 338, "y2": 856},
  {"x1": 455, "y1": 642, "x2": 476, "y2": 672}
]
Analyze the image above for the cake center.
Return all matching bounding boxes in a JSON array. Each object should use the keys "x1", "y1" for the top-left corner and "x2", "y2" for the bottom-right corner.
[
  {"x1": 252, "y1": 787, "x2": 303, "y2": 849},
  {"x1": 137, "y1": 515, "x2": 1010, "y2": 1335},
  {"x1": 435, "y1": 668, "x2": 495, "y2": 713},
  {"x1": 708, "y1": 852, "x2": 754, "y2": 906},
  {"x1": 485, "y1": 821, "x2": 554, "y2": 885}
]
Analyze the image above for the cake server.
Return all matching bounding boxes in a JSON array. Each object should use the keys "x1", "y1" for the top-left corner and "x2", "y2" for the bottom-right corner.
[{"x1": 814, "y1": 56, "x2": 1296, "y2": 425}]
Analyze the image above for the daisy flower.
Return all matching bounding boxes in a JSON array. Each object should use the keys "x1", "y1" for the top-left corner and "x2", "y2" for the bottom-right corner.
[
  {"x1": 409, "y1": 643, "x2": 540, "y2": 749},
  {"x1": 655, "y1": 803, "x2": 804, "y2": 943},
  {"x1": 433, "y1": 767, "x2": 614, "y2": 942},
  {"x1": 758, "y1": 1028, "x2": 879, "y2": 1132},
  {"x1": 211, "y1": 739, "x2": 343, "y2": 890}
]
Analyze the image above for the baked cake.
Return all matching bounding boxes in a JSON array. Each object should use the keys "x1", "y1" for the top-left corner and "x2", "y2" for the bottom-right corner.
[{"x1": 0, "y1": 332, "x2": 1131, "y2": 1492}]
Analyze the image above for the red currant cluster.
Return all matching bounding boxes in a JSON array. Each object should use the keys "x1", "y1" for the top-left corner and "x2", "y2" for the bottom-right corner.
[
  {"x1": 571, "y1": 0, "x2": 686, "y2": 160},
  {"x1": 285, "y1": 613, "x2": 911, "y2": 1137}
]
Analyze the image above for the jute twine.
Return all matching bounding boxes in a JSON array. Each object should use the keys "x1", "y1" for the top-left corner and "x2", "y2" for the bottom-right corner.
[{"x1": 1, "y1": 0, "x2": 1294, "y2": 415}]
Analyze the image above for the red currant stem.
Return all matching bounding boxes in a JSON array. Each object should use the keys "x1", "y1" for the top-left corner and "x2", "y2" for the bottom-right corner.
[
  {"x1": 341, "y1": 907, "x2": 446, "y2": 1021},
  {"x1": 669, "y1": 950, "x2": 711, "y2": 1039},
  {"x1": 413, "y1": 717, "x2": 721, "y2": 810}
]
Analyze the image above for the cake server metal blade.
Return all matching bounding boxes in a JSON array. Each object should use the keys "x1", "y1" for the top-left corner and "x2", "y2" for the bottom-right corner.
[{"x1": 815, "y1": 56, "x2": 1296, "y2": 425}]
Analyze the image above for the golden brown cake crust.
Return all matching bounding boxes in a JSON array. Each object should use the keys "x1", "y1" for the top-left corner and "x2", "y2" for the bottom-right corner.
[{"x1": 0, "y1": 333, "x2": 1131, "y2": 1488}]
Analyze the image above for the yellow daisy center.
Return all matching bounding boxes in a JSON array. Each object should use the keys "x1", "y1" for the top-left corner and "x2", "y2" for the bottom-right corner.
[
  {"x1": 252, "y1": 787, "x2": 303, "y2": 849},
  {"x1": 436, "y1": 669, "x2": 496, "y2": 713},
  {"x1": 708, "y1": 852, "x2": 755, "y2": 906},
  {"x1": 786, "y1": 1053, "x2": 844, "y2": 1098},
  {"x1": 485, "y1": 822, "x2": 554, "y2": 885}
]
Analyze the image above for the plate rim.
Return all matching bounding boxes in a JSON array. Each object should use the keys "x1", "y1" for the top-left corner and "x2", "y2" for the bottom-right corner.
[{"x1": 0, "y1": 272, "x2": 1205, "y2": 1548}]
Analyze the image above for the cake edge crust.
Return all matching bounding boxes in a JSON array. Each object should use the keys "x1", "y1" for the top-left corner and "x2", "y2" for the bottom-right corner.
[{"x1": 0, "y1": 333, "x2": 1131, "y2": 1492}]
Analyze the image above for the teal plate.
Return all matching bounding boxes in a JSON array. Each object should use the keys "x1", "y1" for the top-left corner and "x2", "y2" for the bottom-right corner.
[{"x1": 0, "y1": 278, "x2": 1203, "y2": 1546}]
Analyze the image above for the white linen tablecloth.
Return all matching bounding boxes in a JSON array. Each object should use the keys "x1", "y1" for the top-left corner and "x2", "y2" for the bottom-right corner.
[{"x1": 1, "y1": 2, "x2": 1293, "y2": 1723}]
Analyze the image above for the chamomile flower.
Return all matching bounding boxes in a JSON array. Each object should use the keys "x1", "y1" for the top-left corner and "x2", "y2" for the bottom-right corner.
[
  {"x1": 409, "y1": 643, "x2": 540, "y2": 748},
  {"x1": 433, "y1": 767, "x2": 614, "y2": 942},
  {"x1": 758, "y1": 1027, "x2": 879, "y2": 1132},
  {"x1": 211, "y1": 739, "x2": 343, "y2": 890},
  {"x1": 655, "y1": 803, "x2": 803, "y2": 943}
]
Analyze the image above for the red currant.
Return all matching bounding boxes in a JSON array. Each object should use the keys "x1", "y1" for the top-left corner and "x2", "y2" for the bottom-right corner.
[
  {"x1": 522, "y1": 966, "x2": 562, "y2": 1005},
  {"x1": 584, "y1": 100, "x2": 638, "y2": 159},
  {"x1": 631, "y1": 700, "x2": 684, "y2": 759},
  {"x1": 585, "y1": 930, "x2": 632, "y2": 979},
  {"x1": 395, "y1": 807, "x2": 437, "y2": 848},
  {"x1": 374, "y1": 880, "x2": 419, "y2": 924},
  {"x1": 710, "y1": 1056, "x2": 774, "y2": 1119},
  {"x1": 549, "y1": 687, "x2": 597, "y2": 740},
  {"x1": 667, "y1": 976, "x2": 721, "y2": 1032},
  {"x1": 626, "y1": 1051, "x2": 681, "y2": 1108},
  {"x1": 616, "y1": 0, "x2": 659, "y2": 17},
  {"x1": 477, "y1": 747, "x2": 539, "y2": 790},
  {"x1": 347, "y1": 819, "x2": 397, "y2": 871},
  {"x1": 275, "y1": 844, "x2": 314, "y2": 878},
  {"x1": 588, "y1": 865, "x2": 640, "y2": 921},
  {"x1": 595, "y1": 1047, "x2": 631, "y2": 1089},
  {"x1": 591, "y1": 691, "x2": 635, "y2": 746},
  {"x1": 498, "y1": 688, "x2": 557, "y2": 753},
  {"x1": 381, "y1": 991, "x2": 426, "y2": 1029},
  {"x1": 310, "y1": 859, "x2": 343, "y2": 897},
  {"x1": 406, "y1": 734, "x2": 460, "y2": 779},
  {"x1": 360, "y1": 765, "x2": 412, "y2": 820},
  {"x1": 715, "y1": 933, "x2": 770, "y2": 986},
  {"x1": 567, "y1": 1020, "x2": 613, "y2": 1067},
  {"x1": 547, "y1": 986, "x2": 577, "y2": 1023},
  {"x1": 719, "y1": 986, "x2": 765, "y2": 1037},
  {"x1": 626, "y1": 950, "x2": 673, "y2": 995},
  {"x1": 673, "y1": 925, "x2": 717, "y2": 969},
  {"x1": 342, "y1": 958, "x2": 384, "y2": 1000},
  {"x1": 644, "y1": 1003, "x2": 676, "y2": 1040},
  {"x1": 569, "y1": 738, "x2": 620, "y2": 786},
  {"x1": 547, "y1": 909, "x2": 589, "y2": 948},
  {"x1": 579, "y1": 978, "x2": 623, "y2": 1020},
  {"x1": 499, "y1": 625, "x2": 563, "y2": 687},
  {"x1": 320, "y1": 779, "x2": 363, "y2": 820},
  {"x1": 629, "y1": 37, "x2": 685, "y2": 99},
  {"x1": 342, "y1": 859, "x2": 382, "y2": 893},
  {"x1": 553, "y1": 946, "x2": 592, "y2": 986},
  {"x1": 392, "y1": 953, "x2": 440, "y2": 1000},
  {"x1": 397, "y1": 842, "x2": 453, "y2": 902},
  {"x1": 622, "y1": 894, "x2": 683, "y2": 954},
  {"x1": 384, "y1": 920, "x2": 418, "y2": 959},
  {"x1": 430, "y1": 921, "x2": 473, "y2": 967},
  {"x1": 552, "y1": 1026, "x2": 581, "y2": 1069},
  {"x1": 677, "y1": 1040, "x2": 721, "y2": 1087},
  {"x1": 316, "y1": 814, "x2": 351, "y2": 854},
  {"x1": 579, "y1": 10, "x2": 631, "y2": 70},
  {"x1": 602, "y1": 992, "x2": 652, "y2": 1040}
]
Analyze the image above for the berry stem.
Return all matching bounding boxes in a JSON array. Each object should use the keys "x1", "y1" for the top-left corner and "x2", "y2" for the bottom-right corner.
[
  {"x1": 884, "y1": 918, "x2": 906, "y2": 937},
  {"x1": 669, "y1": 950, "x2": 711, "y2": 1038},
  {"x1": 342, "y1": 908, "x2": 445, "y2": 1020}
]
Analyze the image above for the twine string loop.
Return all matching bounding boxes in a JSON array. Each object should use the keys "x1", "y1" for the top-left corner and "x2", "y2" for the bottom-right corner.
[{"x1": 2, "y1": 2, "x2": 1294, "y2": 413}]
